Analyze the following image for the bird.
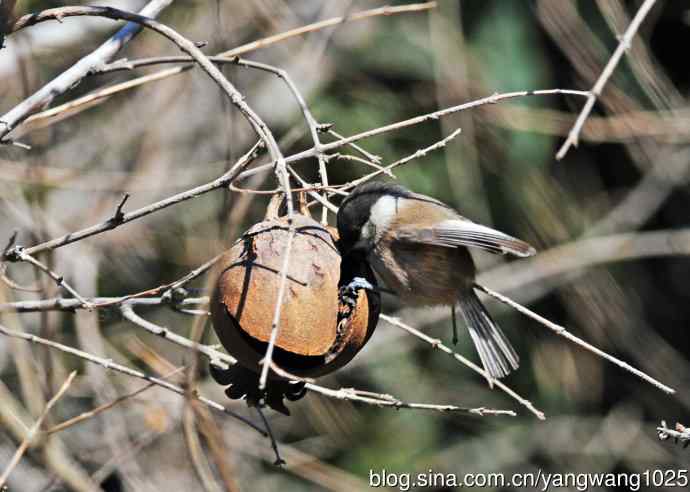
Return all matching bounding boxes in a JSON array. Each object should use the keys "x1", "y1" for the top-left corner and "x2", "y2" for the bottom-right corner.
[{"x1": 336, "y1": 181, "x2": 536, "y2": 379}]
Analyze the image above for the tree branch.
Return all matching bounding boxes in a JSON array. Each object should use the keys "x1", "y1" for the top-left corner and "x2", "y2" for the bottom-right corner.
[
  {"x1": 555, "y1": 0, "x2": 658, "y2": 159},
  {"x1": 0, "y1": 371, "x2": 77, "y2": 488},
  {"x1": 0, "y1": 0, "x2": 174, "y2": 141}
]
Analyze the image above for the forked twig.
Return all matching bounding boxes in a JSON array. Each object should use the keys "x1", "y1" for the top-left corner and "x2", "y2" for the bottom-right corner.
[
  {"x1": 3, "y1": 141, "x2": 263, "y2": 259},
  {"x1": 0, "y1": 371, "x2": 77, "y2": 488},
  {"x1": 14, "y1": 250, "x2": 93, "y2": 309}
]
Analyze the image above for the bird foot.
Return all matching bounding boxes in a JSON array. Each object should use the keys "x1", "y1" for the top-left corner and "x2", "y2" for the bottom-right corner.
[{"x1": 339, "y1": 276, "x2": 375, "y2": 307}]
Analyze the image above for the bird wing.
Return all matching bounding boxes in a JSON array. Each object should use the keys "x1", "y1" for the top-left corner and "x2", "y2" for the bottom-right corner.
[{"x1": 395, "y1": 219, "x2": 536, "y2": 257}]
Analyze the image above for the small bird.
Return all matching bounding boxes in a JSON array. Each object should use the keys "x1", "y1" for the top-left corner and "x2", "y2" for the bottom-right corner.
[{"x1": 336, "y1": 181, "x2": 536, "y2": 379}]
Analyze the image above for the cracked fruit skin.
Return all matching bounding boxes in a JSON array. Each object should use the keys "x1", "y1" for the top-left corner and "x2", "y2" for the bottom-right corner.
[{"x1": 210, "y1": 214, "x2": 379, "y2": 378}]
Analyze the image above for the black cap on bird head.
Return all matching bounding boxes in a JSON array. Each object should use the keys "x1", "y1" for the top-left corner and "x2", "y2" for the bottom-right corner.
[{"x1": 336, "y1": 181, "x2": 412, "y2": 256}]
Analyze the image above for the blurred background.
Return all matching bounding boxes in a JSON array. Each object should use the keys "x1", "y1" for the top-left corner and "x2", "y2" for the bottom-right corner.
[{"x1": 1, "y1": 0, "x2": 690, "y2": 490}]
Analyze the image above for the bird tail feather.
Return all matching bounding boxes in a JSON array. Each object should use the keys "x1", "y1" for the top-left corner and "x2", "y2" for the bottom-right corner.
[{"x1": 458, "y1": 289, "x2": 519, "y2": 379}]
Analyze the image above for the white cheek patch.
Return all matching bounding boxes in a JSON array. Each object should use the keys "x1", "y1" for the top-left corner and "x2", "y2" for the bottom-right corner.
[{"x1": 365, "y1": 195, "x2": 400, "y2": 242}]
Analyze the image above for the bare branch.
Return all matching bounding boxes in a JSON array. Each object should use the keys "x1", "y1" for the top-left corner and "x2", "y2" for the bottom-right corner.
[
  {"x1": 5, "y1": 89, "x2": 582, "y2": 263},
  {"x1": 47, "y1": 367, "x2": 185, "y2": 435},
  {"x1": 10, "y1": 3, "x2": 438, "y2": 139},
  {"x1": 15, "y1": 250, "x2": 93, "y2": 309},
  {"x1": 341, "y1": 128, "x2": 462, "y2": 192},
  {"x1": 303, "y1": 384, "x2": 515, "y2": 416},
  {"x1": 0, "y1": 298, "x2": 515, "y2": 417},
  {"x1": 3, "y1": 140, "x2": 263, "y2": 260},
  {"x1": 120, "y1": 304, "x2": 232, "y2": 370},
  {"x1": 380, "y1": 314, "x2": 545, "y2": 420},
  {"x1": 555, "y1": 0, "x2": 658, "y2": 159},
  {"x1": 0, "y1": 0, "x2": 174, "y2": 141},
  {"x1": 0, "y1": 295, "x2": 206, "y2": 313},
  {"x1": 0, "y1": 323, "x2": 266, "y2": 435},
  {"x1": 328, "y1": 129, "x2": 382, "y2": 164},
  {"x1": 237, "y1": 89, "x2": 591, "y2": 183},
  {"x1": 474, "y1": 283, "x2": 675, "y2": 394},
  {"x1": 0, "y1": 371, "x2": 77, "y2": 488},
  {"x1": 657, "y1": 420, "x2": 690, "y2": 448}
]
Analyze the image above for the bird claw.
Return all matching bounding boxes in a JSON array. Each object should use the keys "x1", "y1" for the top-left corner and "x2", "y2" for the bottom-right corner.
[{"x1": 339, "y1": 276, "x2": 374, "y2": 307}]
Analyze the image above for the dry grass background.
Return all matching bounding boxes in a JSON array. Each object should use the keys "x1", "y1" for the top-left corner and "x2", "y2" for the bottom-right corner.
[{"x1": 1, "y1": 1, "x2": 690, "y2": 490}]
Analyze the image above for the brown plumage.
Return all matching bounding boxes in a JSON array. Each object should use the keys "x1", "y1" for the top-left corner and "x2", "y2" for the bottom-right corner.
[{"x1": 337, "y1": 182, "x2": 536, "y2": 379}]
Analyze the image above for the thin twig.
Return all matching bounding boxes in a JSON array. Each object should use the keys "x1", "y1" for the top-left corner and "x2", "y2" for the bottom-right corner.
[
  {"x1": 315, "y1": 90, "x2": 588, "y2": 155},
  {"x1": 16, "y1": 250, "x2": 93, "y2": 309},
  {"x1": 287, "y1": 166, "x2": 339, "y2": 213},
  {"x1": 229, "y1": 183, "x2": 344, "y2": 195},
  {"x1": 0, "y1": 298, "x2": 516, "y2": 416},
  {"x1": 326, "y1": 153, "x2": 394, "y2": 177},
  {"x1": 0, "y1": 323, "x2": 266, "y2": 435},
  {"x1": 1, "y1": 230, "x2": 41, "y2": 292},
  {"x1": 555, "y1": 0, "x2": 658, "y2": 159},
  {"x1": 258, "y1": 224, "x2": 295, "y2": 391},
  {"x1": 237, "y1": 89, "x2": 590, "y2": 184},
  {"x1": 120, "y1": 304, "x2": 231, "y2": 370},
  {"x1": 254, "y1": 406, "x2": 285, "y2": 466},
  {"x1": 0, "y1": 0, "x2": 174, "y2": 141},
  {"x1": 341, "y1": 128, "x2": 463, "y2": 191},
  {"x1": 474, "y1": 283, "x2": 675, "y2": 394},
  {"x1": 328, "y1": 129, "x2": 382, "y2": 164},
  {"x1": 380, "y1": 314, "x2": 546, "y2": 420},
  {"x1": 0, "y1": 295, "x2": 207, "y2": 313},
  {"x1": 657, "y1": 420, "x2": 690, "y2": 448},
  {"x1": 229, "y1": 57, "x2": 331, "y2": 224},
  {"x1": 91, "y1": 252, "x2": 225, "y2": 308},
  {"x1": 6, "y1": 90, "x2": 579, "y2": 262},
  {"x1": 0, "y1": 371, "x2": 77, "y2": 488},
  {"x1": 303, "y1": 384, "x2": 515, "y2": 416},
  {"x1": 3, "y1": 141, "x2": 263, "y2": 260},
  {"x1": 47, "y1": 367, "x2": 185, "y2": 435},
  {"x1": 9, "y1": 3, "x2": 438, "y2": 138}
]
